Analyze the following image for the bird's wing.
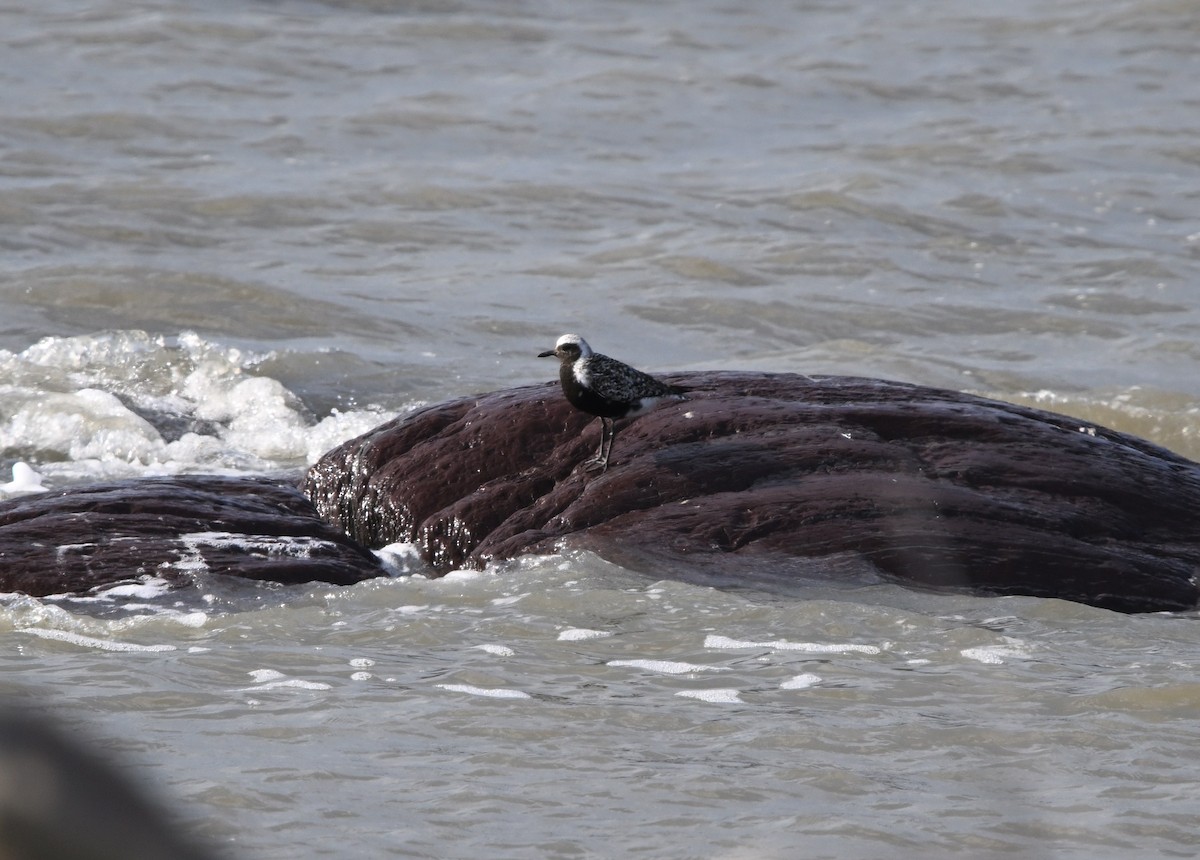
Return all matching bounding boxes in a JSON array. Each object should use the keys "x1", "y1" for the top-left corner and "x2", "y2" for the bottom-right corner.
[{"x1": 588, "y1": 354, "x2": 675, "y2": 400}]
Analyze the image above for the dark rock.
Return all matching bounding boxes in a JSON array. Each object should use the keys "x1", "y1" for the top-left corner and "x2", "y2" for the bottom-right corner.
[
  {"x1": 305, "y1": 372, "x2": 1200, "y2": 613},
  {"x1": 0, "y1": 475, "x2": 385, "y2": 597}
]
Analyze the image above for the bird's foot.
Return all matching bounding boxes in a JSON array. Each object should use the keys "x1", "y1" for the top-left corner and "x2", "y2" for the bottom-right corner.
[{"x1": 582, "y1": 455, "x2": 609, "y2": 473}]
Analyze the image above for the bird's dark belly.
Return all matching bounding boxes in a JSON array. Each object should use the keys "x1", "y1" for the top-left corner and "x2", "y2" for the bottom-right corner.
[{"x1": 561, "y1": 367, "x2": 629, "y2": 418}]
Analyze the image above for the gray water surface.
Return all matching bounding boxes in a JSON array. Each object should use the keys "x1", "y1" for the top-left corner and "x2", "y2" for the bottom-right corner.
[{"x1": 3, "y1": 1, "x2": 1200, "y2": 857}]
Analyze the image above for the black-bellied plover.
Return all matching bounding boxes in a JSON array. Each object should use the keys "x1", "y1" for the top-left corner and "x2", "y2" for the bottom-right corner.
[{"x1": 538, "y1": 333, "x2": 687, "y2": 472}]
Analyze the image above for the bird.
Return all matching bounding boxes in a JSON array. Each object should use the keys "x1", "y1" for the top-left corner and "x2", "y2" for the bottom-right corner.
[{"x1": 538, "y1": 333, "x2": 687, "y2": 472}]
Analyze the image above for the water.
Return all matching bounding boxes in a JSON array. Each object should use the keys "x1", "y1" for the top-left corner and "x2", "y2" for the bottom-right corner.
[{"x1": 2, "y1": 0, "x2": 1200, "y2": 857}]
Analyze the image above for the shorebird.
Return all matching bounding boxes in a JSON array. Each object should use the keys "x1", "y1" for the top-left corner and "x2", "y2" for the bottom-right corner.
[{"x1": 538, "y1": 333, "x2": 687, "y2": 472}]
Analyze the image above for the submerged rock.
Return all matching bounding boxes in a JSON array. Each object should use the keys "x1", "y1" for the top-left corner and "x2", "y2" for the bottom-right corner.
[
  {"x1": 305, "y1": 372, "x2": 1200, "y2": 613},
  {"x1": 0, "y1": 475, "x2": 384, "y2": 597}
]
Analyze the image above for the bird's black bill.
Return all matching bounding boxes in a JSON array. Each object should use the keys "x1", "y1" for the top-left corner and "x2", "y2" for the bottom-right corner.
[{"x1": 537, "y1": 349, "x2": 555, "y2": 358}]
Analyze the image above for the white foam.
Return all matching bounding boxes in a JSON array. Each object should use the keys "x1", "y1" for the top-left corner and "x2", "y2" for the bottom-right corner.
[
  {"x1": 98, "y1": 578, "x2": 175, "y2": 600},
  {"x1": 607, "y1": 659, "x2": 726, "y2": 675},
  {"x1": 676, "y1": 689, "x2": 743, "y2": 704},
  {"x1": 558, "y1": 628, "x2": 612, "y2": 641},
  {"x1": 476, "y1": 644, "x2": 515, "y2": 656},
  {"x1": 780, "y1": 673, "x2": 823, "y2": 690},
  {"x1": 19, "y1": 627, "x2": 176, "y2": 652},
  {"x1": 52, "y1": 576, "x2": 177, "y2": 604},
  {"x1": 0, "y1": 331, "x2": 398, "y2": 480},
  {"x1": 179, "y1": 532, "x2": 339, "y2": 559},
  {"x1": 374, "y1": 543, "x2": 426, "y2": 576},
  {"x1": 169, "y1": 611, "x2": 209, "y2": 628},
  {"x1": 304, "y1": 408, "x2": 403, "y2": 465},
  {"x1": 704, "y1": 635, "x2": 882, "y2": 655},
  {"x1": 0, "y1": 461, "x2": 45, "y2": 494},
  {"x1": 392, "y1": 605, "x2": 430, "y2": 615},
  {"x1": 107, "y1": 608, "x2": 208, "y2": 630},
  {"x1": 436, "y1": 684, "x2": 531, "y2": 699},
  {"x1": 961, "y1": 644, "x2": 1032, "y2": 664},
  {"x1": 243, "y1": 679, "x2": 332, "y2": 692},
  {"x1": 248, "y1": 669, "x2": 286, "y2": 683},
  {"x1": 441, "y1": 569, "x2": 485, "y2": 583},
  {"x1": 0, "y1": 388, "x2": 163, "y2": 465},
  {"x1": 240, "y1": 669, "x2": 331, "y2": 691}
]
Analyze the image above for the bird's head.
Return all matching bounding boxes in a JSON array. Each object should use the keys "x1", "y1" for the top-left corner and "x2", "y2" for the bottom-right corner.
[{"x1": 538, "y1": 333, "x2": 592, "y2": 362}]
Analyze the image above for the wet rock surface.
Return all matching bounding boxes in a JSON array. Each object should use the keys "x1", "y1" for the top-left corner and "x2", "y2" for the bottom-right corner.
[{"x1": 0, "y1": 475, "x2": 385, "y2": 597}]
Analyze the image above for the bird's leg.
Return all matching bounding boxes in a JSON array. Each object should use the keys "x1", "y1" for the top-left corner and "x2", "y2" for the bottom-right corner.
[
  {"x1": 600, "y1": 418, "x2": 615, "y2": 469},
  {"x1": 584, "y1": 417, "x2": 613, "y2": 472}
]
